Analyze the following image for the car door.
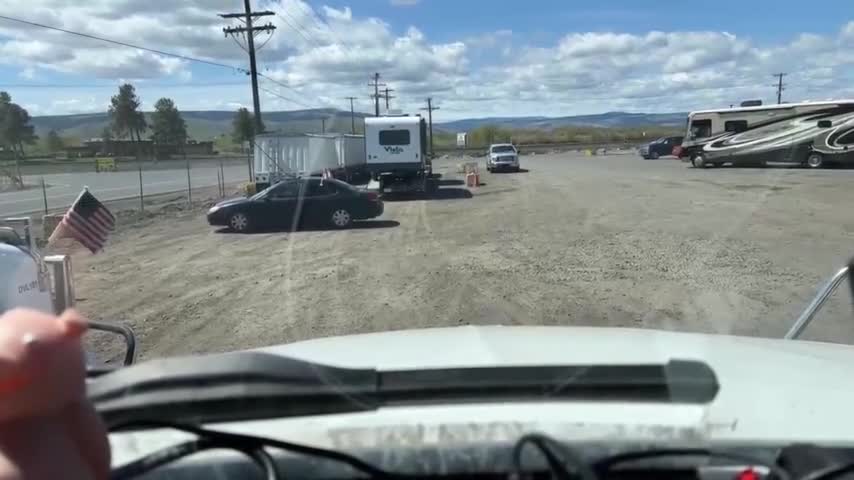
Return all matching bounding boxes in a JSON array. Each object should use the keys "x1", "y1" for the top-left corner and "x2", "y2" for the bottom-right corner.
[
  {"x1": 301, "y1": 178, "x2": 341, "y2": 226},
  {"x1": 260, "y1": 181, "x2": 302, "y2": 229}
]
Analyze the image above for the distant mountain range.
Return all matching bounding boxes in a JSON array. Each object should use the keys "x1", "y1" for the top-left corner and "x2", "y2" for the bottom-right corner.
[
  {"x1": 31, "y1": 109, "x2": 686, "y2": 142},
  {"x1": 434, "y1": 111, "x2": 687, "y2": 131}
]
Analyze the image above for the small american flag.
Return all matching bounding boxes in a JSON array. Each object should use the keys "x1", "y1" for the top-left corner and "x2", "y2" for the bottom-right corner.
[{"x1": 48, "y1": 188, "x2": 115, "y2": 254}]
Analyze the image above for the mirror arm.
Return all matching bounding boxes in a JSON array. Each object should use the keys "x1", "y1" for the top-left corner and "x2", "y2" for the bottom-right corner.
[
  {"x1": 88, "y1": 321, "x2": 137, "y2": 365},
  {"x1": 785, "y1": 263, "x2": 852, "y2": 340}
]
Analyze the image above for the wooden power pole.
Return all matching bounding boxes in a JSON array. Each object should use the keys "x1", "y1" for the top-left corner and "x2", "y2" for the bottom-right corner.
[
  {"x1": 420, "y1": 97, "x2": 440, "y2": 158},
  {"x1": 369, "y1": 73, "x2": 385, "y2": 117},
  {"x1": 345, "y1": 96, "x2": 357, "y2": 134},
  {"x1": 220, "y1": 2, "x2": 276, "y2": 134},
  {"x1": 772, "y1": 73, "x2": 787, "y2": 104}
]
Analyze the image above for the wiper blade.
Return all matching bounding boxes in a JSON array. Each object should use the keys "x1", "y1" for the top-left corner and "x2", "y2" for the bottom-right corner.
[{"x1": 88, "y1": 353, "x2": 718, "y2": 426}]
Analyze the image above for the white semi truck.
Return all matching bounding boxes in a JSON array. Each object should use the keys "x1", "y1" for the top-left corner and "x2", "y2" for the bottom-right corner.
[{"x1": 0, "y1": 217, "x2": 136, "y2": 367}]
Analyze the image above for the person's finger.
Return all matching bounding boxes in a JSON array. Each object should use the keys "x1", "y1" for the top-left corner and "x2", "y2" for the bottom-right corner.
[{"x1": 58, "y1": 309, "x2": 88, "y2": 338}]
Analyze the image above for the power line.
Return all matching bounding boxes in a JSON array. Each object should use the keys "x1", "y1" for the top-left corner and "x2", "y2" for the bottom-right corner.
[
  {"x1": 275, "y1": 11, "x2": 325, "y2": 50},
  {"x1": 0, "y1": 14, "x2": 247, "y2": 74},
  {"x1": 0, "y1": 82, "x2": 247, "y2": 88},
  {"x1": 292, "y1": 1, "x2": 355, "y2": 55},
  {"x1": 258, "y1": 84, "x2": 314, "y2": 109}
]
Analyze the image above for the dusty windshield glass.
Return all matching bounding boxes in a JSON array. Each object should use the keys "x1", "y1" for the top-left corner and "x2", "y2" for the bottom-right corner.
[{"x1": 0, "y1": 1, "x2": 852, "y2": 378}]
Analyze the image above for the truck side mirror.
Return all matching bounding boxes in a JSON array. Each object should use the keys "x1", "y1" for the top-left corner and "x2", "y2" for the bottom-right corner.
[
  {"x1": 85, "y1": 321, "x2": 137, "y2": 372},
  {"x1": 817, "y1": 120, "x2": 832, "y2": 128}
]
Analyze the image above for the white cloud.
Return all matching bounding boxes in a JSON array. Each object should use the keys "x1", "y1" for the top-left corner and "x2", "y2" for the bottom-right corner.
[{"x1": 1, "y1": 1, "x2": 853, "y2": 119}]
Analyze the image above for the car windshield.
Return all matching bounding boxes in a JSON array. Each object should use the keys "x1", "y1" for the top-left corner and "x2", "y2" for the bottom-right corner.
[{"x1": 5, "y1": 0, "x2": 854, "y2": 450}]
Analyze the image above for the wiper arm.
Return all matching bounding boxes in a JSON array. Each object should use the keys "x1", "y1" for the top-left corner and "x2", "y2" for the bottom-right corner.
[{"x1": 88, "y1": 353, "x2": 718, "y2": 425}]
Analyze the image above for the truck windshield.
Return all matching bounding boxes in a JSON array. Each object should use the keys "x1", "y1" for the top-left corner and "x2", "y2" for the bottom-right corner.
[{"x1": 492, "y1": 145, "x2": 515, "y2": 153}]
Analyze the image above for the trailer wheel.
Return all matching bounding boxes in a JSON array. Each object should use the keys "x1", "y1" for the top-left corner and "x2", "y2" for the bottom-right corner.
[
  {"x1": 806, "y1": 152, "x2": 824, "y2": 169},
  {"x1": 691, "y1": 153, "x2": 707, "y2": 169},
  {"x1": 330, "y1": 208, "x2": 353, "y2": 228},
  {"x1": 228, "y1": 212, "x2": 251, "y2": 233}
]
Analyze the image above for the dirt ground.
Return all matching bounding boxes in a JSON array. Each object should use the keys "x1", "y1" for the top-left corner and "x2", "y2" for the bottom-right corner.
[{"x1": 65, "y1": 152, "x2": 854, "y2": 361}]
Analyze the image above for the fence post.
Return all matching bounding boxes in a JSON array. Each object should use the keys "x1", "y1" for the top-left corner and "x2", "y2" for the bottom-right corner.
[
  {"x1": 220, "y1": 161, "x2": 226, "y2": 196},
  {"x1": 246, "y1": 145, "x2": 253, "y2": 183},
  {"x1": 184, "y1": 151, "x2": 192, "y2": 206},
  {"x1": 41, "y1": 177, "x2": 48, "y2": 215},
  {"x1": 138, "y1": 163, "x2": 144, "y2": 212}
]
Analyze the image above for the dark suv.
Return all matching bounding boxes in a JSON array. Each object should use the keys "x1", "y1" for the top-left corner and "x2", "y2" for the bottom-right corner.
[{"x1": 639, "y1": 136, "x2": 684, "y2": 159}]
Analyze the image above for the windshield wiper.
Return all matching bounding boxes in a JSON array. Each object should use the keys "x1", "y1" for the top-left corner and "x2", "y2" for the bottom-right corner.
[{"x1": 88, "y1": 353, "x2": 718, "y2": 426}]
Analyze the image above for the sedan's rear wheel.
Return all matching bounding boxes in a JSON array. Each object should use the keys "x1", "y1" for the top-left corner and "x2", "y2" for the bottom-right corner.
[
  {"x1": 228, "y1": 212, "x2": 251, "y2": 233},
  {"x1": 330, "y1": 208, "x2": 353, "y2": 228}
]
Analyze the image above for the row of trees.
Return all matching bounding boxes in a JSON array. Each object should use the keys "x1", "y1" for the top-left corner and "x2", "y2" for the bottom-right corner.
[{"x1": 2, "y1": 82, "x2": 265, "y2": 163}]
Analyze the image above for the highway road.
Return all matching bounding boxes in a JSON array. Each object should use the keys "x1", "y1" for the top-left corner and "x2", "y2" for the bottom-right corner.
[{"x1": 0, "y1": 163, "x2": 249, "y2": 217}]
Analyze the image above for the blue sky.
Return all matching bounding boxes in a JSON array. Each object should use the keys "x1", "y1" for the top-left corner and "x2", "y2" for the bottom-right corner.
[{"x1": 0, "y1": 0, "x2": 852, "y2": 119}]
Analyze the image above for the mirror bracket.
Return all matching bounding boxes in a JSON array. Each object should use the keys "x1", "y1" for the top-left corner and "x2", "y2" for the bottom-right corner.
[{"x1": 785, "y1": 259, "x2": 854, "y2": 339}]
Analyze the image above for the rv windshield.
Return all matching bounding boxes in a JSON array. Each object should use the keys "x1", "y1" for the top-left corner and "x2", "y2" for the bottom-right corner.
[{"x1": 690, "y1": 119, "x2": 712, "y2": 138}]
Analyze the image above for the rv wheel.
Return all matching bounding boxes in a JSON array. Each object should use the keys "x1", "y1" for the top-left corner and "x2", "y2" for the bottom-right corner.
[
  {"x1": 806, "y1": 153, "x2": 824, "y2": 169},
  {"x1": 691, "y1": 153, "x2": 707, "y2": 169}
]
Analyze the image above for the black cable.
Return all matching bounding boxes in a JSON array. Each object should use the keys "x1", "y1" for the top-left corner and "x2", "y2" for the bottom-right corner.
[
  {"x1": 512, "y1": 433, "x2": 598, "y2": 480},
  {"x1": 258, "y1": 84, "x2": 314, "y2": 109},
  {"x1": 110, "y1": 438, "x2": 277, "y2": 480},
  {"x1": 0, "y1": 14, "x2": 247, "y2": 74},
  {"x1": 109, "y1": 420, "x2": 394, "y2": 479},
  {"x1": 799, "y1": 463, "x2": 854, "y2": 480},
  {"x1": 593, "y1": 448, "x2": 791, "y2": 480}
]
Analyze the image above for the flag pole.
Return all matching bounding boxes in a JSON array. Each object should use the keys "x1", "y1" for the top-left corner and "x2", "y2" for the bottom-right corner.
[{"x1": 46, "y1": 186, "x2": 89, "y2": 247}]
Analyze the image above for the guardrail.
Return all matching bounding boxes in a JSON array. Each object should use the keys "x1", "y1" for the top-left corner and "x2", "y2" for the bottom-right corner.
[{"x1": 434, "y1": 141, "x2": 639, "y2": 155}]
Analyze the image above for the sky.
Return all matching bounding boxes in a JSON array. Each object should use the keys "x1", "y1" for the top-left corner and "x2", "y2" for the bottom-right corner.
[{"x1": 0, "y1": 0, "x2": 852, "y2": 120}]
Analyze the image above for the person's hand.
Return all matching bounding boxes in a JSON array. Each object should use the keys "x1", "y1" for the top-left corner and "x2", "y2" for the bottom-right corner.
[{"x1": 0, "y1": 308, "x2": 110, "y2": 480}]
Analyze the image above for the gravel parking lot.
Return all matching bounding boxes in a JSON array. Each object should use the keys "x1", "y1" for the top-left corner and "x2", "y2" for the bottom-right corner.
[{"x1": 66, "y1": 151, "x2": 854, "y2": 360}]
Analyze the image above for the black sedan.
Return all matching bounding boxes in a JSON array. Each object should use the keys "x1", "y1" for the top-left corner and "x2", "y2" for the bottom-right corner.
[{"x1": 207, "y1": 177, "x2": 384, "y2": 232}]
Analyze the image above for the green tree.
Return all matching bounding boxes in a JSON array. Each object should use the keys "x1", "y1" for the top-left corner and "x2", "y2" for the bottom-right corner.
[
  {"x1": 45, "y1": 129, "x2": 64, "y2": 152},
  {"x1": 108, "y1": 83, "x2": 147, "y2": 143},
  {"x1": 0, "y1": 91, "x2": 37, "y2": 158},
  {"x1": 150, "y1": 97, "x2": 187, "y2": 146},
  {"x1": 232, "y1": 107, "x2": 263, "y2": 145}
]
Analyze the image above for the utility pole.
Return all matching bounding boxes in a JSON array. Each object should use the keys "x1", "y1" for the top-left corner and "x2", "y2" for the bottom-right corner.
[
  {"x1": 321, "y1": 117, "x2": 326, "y2": 134},
  {"x1": 220, "y1": 2, "x2": 276, "y2": 134},
  {"x1": 383, "y1": 87, "x2": 395, "y2": 110},
  {"x1": 420, "y1": 97, "x2": 440, "y2": 158},
  {"x1": 345, "y1": 97, "x2": 357, "y2": 134},
  {"x1": 368, "y1": 73, "x2": 385, "y2": 117},
  {"x1": 772, "y1": 73, "x2": 787, "y2": 104}
]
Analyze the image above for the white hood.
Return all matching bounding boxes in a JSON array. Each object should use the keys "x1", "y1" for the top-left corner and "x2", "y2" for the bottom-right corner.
[
  {"x1": 109, "y1": 326, "x2": 854, "y2": 466},
  {"x1": 257, "y1": 325, "x2": 854, "y2": 443}
]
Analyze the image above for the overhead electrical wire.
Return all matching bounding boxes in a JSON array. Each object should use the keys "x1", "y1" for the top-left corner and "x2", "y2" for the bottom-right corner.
[
  {"x1": 0, "y1": 14, "x2": 248, "y2": 74},
  {"x1": 0, "y1": 12, "x2": 337, "y2": 111}
]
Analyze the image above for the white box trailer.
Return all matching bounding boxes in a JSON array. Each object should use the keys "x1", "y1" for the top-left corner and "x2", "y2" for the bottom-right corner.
[
  {"x1": 253, "y1": 133, "x2": 367, "y2": 189},
  {"x1": 364, "y1": 115, "x2": 436, "y2": 194}
]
